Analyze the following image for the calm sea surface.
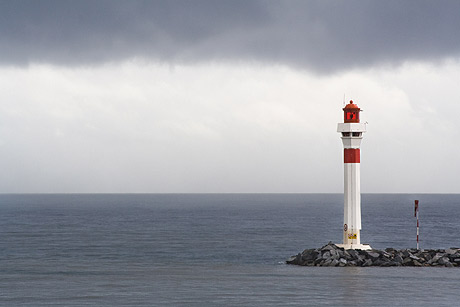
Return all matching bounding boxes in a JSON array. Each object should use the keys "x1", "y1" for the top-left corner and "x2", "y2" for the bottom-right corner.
[{"x1": 1, "y1": 194, "x2": 460, "y2": 306}]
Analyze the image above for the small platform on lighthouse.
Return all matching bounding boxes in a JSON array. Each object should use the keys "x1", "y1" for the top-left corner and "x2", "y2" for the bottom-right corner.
[{"x1": 336, "y1": 243, "x2": 372, "y2": 250}]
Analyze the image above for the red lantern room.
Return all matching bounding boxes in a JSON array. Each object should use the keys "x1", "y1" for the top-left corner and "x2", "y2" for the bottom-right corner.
[{"x1": 343, "y1": 100, "x2": 361, "y2": 123}]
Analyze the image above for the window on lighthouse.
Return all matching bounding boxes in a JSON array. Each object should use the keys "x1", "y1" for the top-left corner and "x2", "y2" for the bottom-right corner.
[{"x1": 346, "y1": 112, "x2": 356, "y2": 120}]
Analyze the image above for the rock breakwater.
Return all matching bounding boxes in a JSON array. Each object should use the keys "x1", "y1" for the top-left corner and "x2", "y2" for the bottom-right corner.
[{"x1": 287, "y1": 242, "x2": 460, "y2": 267}]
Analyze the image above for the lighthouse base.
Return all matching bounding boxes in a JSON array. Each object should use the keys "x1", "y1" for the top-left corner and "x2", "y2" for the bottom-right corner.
[{"x1": 336, "y1": 243, "x2": 372, "y2": 250}]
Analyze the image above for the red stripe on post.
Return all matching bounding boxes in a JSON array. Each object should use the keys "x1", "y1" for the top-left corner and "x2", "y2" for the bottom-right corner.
[{"x1": 344, "y1": 149, "x2": 360, "y2": 163}]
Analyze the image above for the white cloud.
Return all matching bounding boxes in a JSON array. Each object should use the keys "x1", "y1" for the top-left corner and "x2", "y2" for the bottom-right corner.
[{"x1": 0, "y1": 60, "x2": 459, "y2": 192}]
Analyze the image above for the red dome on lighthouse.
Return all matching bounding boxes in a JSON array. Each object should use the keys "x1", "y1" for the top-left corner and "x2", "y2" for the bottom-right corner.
[{"x1": 343, "y1": 100, "x2": 360, "y2": 123}]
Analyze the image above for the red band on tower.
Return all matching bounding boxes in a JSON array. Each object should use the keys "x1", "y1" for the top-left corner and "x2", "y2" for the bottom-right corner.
[{"x1": 344, "y1": 149, "x2": 360, "y2": 163}]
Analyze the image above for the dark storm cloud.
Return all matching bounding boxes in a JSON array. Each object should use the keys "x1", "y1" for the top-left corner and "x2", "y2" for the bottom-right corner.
[{"x1": 2, "y1": 0, "x2": 460, "y2": 72}]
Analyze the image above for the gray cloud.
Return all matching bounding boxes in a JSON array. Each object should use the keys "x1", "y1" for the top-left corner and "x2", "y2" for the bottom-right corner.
[{"x1": 2, "y1": 0, "x2": 460, "y2": 72}]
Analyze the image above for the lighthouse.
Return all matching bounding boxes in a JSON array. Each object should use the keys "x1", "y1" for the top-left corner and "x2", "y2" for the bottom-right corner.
[{"x1": 337, "y1": 101, "x2": 371, "y2": 250}]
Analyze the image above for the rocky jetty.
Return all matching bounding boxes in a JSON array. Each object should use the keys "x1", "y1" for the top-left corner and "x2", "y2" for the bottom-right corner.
[{"x1": 286, "y1": 242, "x2": 460, "y2": 267}]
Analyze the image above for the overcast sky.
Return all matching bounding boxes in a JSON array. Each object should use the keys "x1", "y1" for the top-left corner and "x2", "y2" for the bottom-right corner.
[{"x1": 1, "y1": 0, "x2": 460, "y2": 193}]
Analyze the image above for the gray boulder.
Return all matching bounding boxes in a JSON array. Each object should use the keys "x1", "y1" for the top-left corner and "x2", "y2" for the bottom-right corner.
[
  {"x1": 367, "y1": 251, "x2": 380, "y2": 259},
  {"x1": 438, "y1": 257, "x2": 451, "y2": 266}
]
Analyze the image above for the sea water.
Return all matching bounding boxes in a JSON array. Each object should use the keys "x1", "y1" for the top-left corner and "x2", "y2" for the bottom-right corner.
[{"x1": 1, "y1": 194, "x2": 460, "y2": 306}]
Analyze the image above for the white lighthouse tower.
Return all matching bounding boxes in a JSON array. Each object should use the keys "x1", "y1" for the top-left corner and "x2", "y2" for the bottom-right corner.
[{"x1": 337, "y1": 101, "x2": 371, "y2": 250}]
